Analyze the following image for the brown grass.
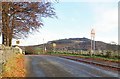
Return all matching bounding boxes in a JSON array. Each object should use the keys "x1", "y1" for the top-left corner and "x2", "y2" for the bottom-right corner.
[{"x1": 2, "y1": 54, "x2": 26, "y2": 77}]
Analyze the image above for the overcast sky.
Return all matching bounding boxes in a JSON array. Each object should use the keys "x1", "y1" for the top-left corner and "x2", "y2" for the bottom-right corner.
[{"x1": 0, "y1": 0, "x2": 119, "y2": 46}]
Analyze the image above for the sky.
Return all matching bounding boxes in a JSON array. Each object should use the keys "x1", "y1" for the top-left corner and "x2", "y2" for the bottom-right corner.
[{"x1": 0, "y1": 0, "x2": 119, "y2": 46}]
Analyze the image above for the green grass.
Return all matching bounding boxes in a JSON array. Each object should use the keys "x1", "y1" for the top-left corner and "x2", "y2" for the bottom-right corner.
[
  {"x1": 46, "y1": 51, "x2": 119, "y2": 62},
  {"x1": 90, "y1": 55, "x2": 119, "y2": 61}
]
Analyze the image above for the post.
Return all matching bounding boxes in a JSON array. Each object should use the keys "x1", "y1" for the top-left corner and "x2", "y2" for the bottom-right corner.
[
  {"x1": 43, "y1": 38, "x2": 44, "y2": 53},
  {"x1": 53, "y1": 43, "x2": 56, "y2": 52},
  {"x1": 91, "y1": 35, "x2": 93, "y2": 56},
  {"x1": 16, "y1": 40, "x2": 20, "y2": 46},
  {"x1": 91, "y1": 29, "x2": 95, "y2": 56},
  {"x1": 45, "y1": 47, "x2": 46, "y2": 52},
  {"x1": 93, "y1": 37, "x2": 95, "y2": 52}
]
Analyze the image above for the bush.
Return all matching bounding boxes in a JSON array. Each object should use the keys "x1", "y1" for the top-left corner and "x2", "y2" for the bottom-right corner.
[{"x1": 105, "y1": 51, "x2": 112, "y2": 58}]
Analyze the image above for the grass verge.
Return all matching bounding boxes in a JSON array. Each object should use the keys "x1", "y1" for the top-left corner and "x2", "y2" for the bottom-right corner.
[
  {"x1": 46, "y1": 52, "x2": 119, "y2": 62},
  {"x1": 2, "y1": 54, "x2": 26, "y2": 77}
]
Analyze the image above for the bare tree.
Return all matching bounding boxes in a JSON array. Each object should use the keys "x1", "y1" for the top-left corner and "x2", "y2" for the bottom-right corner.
[{"x1": 1, "y1": 1, "x2": 56, "y2": 46}]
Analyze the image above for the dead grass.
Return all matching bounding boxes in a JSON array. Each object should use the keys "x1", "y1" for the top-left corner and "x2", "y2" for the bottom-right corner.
[{"x1": 2, "y1": 54, "x2": 26, "y2": 77}]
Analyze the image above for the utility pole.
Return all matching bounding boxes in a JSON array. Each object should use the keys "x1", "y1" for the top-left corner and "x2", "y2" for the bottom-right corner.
[
  {"x1": 43, "y1": 38, "x2": 47, "y2": 53},
  {"x1": 43, "y1": 38, "x2": 44, "y2": 53},
  {"x1": 91, "y1": 29, "x2": 95, "y2": 56}
]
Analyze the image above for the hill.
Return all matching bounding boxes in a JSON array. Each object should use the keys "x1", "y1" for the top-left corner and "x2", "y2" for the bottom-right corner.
[{"x1": 28, "y1": 37, "x2": 118, "y2": 53}]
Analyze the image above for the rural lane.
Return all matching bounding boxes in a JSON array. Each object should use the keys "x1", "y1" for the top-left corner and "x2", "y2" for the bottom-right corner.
[{"x1": 25, "y1": 55, "x2": 118, "y2": 77}]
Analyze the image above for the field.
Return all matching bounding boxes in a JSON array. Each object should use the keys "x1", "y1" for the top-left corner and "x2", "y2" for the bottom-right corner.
[{"x1": 44, "y1": 51, "x2": 119, "y2": 62}]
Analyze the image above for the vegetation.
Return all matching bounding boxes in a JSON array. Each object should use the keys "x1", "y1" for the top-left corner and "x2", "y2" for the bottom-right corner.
[
  {"x1": 24, "y1": 37, "x2": 119, "y2": 62},
  {"x1": 25, "y1": 46, "x2": 43, "y2": 54},
  {"x1": 0, "y1": 1, "x2": 57, "y2": 46},
  {"x1": 46, "y1": 51, "x2": 119, "y2": 62},
  {"x1": 2, "y1": 54, "x2": 25, "y2": 77},
  {"x1": 35, "y1": 37, "x2": 118, "y2": 53}
]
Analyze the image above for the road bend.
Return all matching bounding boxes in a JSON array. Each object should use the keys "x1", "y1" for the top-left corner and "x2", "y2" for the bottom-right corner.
[{"x1": 25, "y1": 55, "x2": 118, "y2": 77}]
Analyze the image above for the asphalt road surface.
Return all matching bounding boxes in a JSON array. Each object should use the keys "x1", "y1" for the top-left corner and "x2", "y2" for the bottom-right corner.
[{"x1": 25, "y1": 55, "x2": 118, "y2": 77}]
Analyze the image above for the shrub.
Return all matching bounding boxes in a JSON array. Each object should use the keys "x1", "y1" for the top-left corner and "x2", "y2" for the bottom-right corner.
[{"x1": 105, "y1": 51, "x2": 112, "y2": 58}]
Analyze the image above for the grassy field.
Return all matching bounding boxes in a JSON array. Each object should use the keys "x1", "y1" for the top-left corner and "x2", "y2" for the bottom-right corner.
[{"x1": 46, "y1": 52, "x2": 119, "y2": 62}]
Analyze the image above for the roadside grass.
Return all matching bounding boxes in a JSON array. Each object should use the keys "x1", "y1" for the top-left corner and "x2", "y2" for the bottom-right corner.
[
  {"x1": 2, "y1": 54, "x2": 26, "y2": 77},
  {"x1": 0, "y1": 64, "x2": 2, "y2": 78},
  {"x1": 46, "y1": 52, "x2": 119, "y2": 62}
]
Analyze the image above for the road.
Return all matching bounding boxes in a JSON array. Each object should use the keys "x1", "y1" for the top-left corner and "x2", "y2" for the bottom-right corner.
[{"x1": 25, "y1": 55, "x2": 118, "y2": 77}]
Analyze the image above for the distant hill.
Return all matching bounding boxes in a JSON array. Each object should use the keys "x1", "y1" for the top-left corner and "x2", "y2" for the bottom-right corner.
[{"x1": 29, "y1": 37, "x2": 118, "y2": 52}]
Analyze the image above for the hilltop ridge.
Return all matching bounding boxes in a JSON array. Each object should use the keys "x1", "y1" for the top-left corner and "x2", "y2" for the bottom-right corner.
[{"x1": 29, "y1": 37, "x2": 117, "y2": 52}]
